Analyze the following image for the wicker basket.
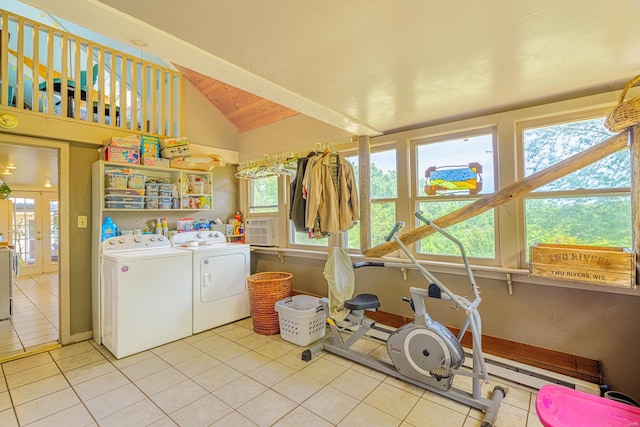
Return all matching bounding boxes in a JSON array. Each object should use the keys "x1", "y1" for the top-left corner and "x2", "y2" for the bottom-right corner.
[
  {"x1": 247, "y1": 272, "x2": 293, "y2": 335},
  {"x1": 605, "y1": 74, "x2": 640, "y2": 132}
]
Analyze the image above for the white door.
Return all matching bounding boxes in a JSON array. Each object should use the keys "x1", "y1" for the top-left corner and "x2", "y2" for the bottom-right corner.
[{"x1": 10, "y1": 191, "x2": 58, "y2": 275}]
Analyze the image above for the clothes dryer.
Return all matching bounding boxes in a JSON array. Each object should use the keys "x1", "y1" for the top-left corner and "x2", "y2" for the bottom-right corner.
[
  {"x1": 101, "y1": 234, "x2": 192, "y2": 358},
  {"x1": 172, "y1": 231, "x2": 250, "y2": 333}
]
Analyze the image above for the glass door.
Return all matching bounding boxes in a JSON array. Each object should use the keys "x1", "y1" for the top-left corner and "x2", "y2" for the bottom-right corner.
[{"x1": 10, "y1": 191, "x2": 58, "y2": 275}]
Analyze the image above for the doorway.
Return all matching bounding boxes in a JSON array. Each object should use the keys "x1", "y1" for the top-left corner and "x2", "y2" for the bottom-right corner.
[
  {"x1": 0, "y1": 139, "x2": 64, "y2": 360},
  {"x1": 10, "y1": 191, "x2": 58, "y2": 275}
]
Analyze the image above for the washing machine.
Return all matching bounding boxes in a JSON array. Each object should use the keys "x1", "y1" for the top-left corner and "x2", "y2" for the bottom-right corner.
[
  {"x1": 171, "y1": 231, "x2": 250, "y2": 333},
  {"x1": 101, "y1": 234, "x2": 192, "y2": 359}
]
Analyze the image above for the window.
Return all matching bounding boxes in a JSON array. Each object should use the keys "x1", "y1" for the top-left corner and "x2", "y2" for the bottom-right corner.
[
  {"x1": 521, "y1": 116, "x2": 631, "y2": 257},
  {"x1": 346, "y1": 148, "x2": 397, "y2": 250},
  {"x1": 413, "y1": 130, "x2": 497, "y2": 259},
  {"x1": 248, "y1": 175, "x2": 278, "y2": 213}
]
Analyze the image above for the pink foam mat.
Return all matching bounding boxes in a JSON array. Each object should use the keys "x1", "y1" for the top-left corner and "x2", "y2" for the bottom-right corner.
[{"x1": 536, "y1": 384, "x2": 640, "y2": 427}]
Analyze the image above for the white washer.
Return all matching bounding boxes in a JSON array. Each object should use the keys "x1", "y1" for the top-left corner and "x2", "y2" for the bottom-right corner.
[
  {"x1": 101, "y1": 234, "x2": 192, "y2": 359},
  {"x1": 171, "y1": 231, "x2": 250, "y2": 333}
]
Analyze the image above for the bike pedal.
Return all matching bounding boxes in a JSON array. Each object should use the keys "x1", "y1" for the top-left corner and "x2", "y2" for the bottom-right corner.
[{"x1": 430, "y1": 366, "x2": 451, "y2": 380}]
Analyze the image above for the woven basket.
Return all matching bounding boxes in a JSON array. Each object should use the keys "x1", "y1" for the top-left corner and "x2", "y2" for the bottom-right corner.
[
  {"x1": 247, "y1": 272, "x2": 293, "y2": 335},
  {"x1": 605, "y1": 74, "x2": 640, "y2": 132}
]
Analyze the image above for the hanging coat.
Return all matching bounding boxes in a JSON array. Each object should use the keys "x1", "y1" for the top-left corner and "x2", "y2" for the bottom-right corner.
[
  {"x1": 305, "y1": 153, "x2": 359, "y2": 234},
  {"x1": 289, "y1": 154, "x2": 314, "y2": 232}
]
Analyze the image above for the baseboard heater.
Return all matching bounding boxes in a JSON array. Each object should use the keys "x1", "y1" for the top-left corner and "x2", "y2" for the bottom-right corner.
[
  {"x1": 364, "y1": 324, "x2": 601, "y2": 396},
  {"x1": 462, "y1": 348, "x2": 600, "y2": 395}
]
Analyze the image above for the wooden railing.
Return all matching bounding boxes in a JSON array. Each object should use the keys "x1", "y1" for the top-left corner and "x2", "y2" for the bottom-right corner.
[{"x1": 0, "y1": 9, "x2": 183, "y2": 137}]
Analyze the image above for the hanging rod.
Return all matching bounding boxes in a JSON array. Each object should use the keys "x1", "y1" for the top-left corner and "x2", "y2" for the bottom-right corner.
[{"x1": 238, "y1": 135, "x2": 359, "y2": 171}]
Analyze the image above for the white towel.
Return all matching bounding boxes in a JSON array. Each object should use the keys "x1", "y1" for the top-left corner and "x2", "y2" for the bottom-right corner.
[{"x1": 323, "y1": 247, "x2": 355, "y2": 321}]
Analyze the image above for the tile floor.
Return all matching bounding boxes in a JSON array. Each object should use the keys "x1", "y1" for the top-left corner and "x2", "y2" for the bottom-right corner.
[
  {"x1": 0, "y1": 317, "x2": 545, "y2": 426},
  {"x1": 0, "y1": 273, "x2": 59, "y2": 360}
]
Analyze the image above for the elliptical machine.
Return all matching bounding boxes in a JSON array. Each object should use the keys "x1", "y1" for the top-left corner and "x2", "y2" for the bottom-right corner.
[{"x1": 302, "y1": 211, "x2": 506, "y2": 427}]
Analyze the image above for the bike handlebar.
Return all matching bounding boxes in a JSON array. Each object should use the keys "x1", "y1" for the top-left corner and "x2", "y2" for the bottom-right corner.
[{"x1": 384, "y1": 221, "x2": 405, "y2": 242}]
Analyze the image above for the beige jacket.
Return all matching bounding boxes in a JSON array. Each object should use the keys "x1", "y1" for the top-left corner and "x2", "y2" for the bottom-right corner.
[{"x1": 305, "y1": 153, "x2": 359, "y2": 234}]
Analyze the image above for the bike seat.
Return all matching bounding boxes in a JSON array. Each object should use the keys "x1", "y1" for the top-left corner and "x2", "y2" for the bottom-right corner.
[{"x1": 344, "y1": 294, "x2": 380, "y2": 310}]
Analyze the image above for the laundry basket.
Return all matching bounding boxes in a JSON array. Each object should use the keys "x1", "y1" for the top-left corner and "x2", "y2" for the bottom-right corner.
[
  {"x1": 275, "y1": 295, "x2": 326, "y2": 346},
  {"x1": 247, "y1": 272, "x2": 293, "y2": 335}
]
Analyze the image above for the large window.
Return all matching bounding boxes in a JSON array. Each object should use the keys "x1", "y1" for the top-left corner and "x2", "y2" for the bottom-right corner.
[
  {"x1": 413, "y1": 130, "x2": 497, "y2": 259},
  {"x1": 241, "y1": 92, "x2": 634, "y2": 285},
  {"x1": 521, "y1": 116, "x2": 631, "y2": 257}
]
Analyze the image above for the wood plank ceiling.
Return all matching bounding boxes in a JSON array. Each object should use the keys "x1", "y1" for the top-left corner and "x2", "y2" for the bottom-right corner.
[{"x1": 176, "y1": 64, "x2": 299, "y2": 133}]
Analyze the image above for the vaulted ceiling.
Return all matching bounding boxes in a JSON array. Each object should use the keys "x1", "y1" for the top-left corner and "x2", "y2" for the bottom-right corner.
[
  {"x1": 176, "y1": 65, "x2": 298, "y2": 133},
  {"x1": 18, "y1": 0, "x2": 640, "y2": 137}
]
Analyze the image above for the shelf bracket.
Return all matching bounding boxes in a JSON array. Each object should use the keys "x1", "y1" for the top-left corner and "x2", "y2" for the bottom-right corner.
[
  {"x1": 506, "y1": 273, "x2": 514, "y2": 296},
  {"x1": 277, "y1": 251, "x2": 285, "y2": 264},
  {"x1": 401, "y1": 267, "x2": 408, "y2": 281}
]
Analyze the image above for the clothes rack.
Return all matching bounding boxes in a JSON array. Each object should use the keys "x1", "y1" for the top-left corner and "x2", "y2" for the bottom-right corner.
[{"x1": 235, "y1": 136, "x2": 358, "y2": 179}]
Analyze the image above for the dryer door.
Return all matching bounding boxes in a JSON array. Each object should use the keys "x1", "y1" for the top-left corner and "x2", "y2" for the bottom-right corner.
[{"x1": 200, "y1": 252, "x2": 248, "y2": 302}]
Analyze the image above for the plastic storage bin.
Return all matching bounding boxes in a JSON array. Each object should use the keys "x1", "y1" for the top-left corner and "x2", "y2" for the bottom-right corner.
[
  {"x1": 275, "y1": 295, "x2": 326, "y2": 346},
  {"x1": 105, "y1": 173, "x2": 128, "y2": 189},
  {"x1": 145, "y1": 183, "x2": 159, "y2": 195},
  {"x1": 145, "y1": 196, "x2": 159, "y2": 209},
  {"x1": 128, "y1": 174, "x2": 145, "y2": 189},
  {"x1": 105, "y1": 195, "x2": 145, "y2": 203},
  {"x1": 159, "y1": 196, "x2": 173, "y2": 209},
  {"x1": 105, "y1": 201, "x2": 144, "y2": 209},
  {"x1": 105, "y1": 188, "x2": 145, "y2": 196}
]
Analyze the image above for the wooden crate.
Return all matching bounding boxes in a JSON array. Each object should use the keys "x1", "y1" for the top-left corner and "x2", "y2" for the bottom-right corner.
[{"x1": 529, "y1": 244, "x2": 636, "y2": 288}]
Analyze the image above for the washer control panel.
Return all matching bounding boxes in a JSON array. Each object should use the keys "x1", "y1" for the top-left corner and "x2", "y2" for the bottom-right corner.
[
  {"x1": 102, "y1": 234, "x2": 171, "y2": 252},
  {"x1": 171, "y1": 230, "x2": 227, "y2": 247}
]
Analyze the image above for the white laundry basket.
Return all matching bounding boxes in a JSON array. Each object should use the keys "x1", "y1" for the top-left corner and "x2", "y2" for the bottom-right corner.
[{"x1": 275, "y1": 295, "x2": 326, "y2": 346}]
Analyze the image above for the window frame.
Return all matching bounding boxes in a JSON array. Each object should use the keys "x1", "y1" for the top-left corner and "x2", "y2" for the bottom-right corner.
[
  {"x1": 247, "y1": 174, "x2": 280, "y2": 214},
  {"x1": 409, "y1": 127, "x2": 500, "y2": 266},
  {"x1": 515, "y1": 107, "x2": 632, "y2": 269},
  {"x1": 341, "y1": 142, "x2": 400, "y2": 253}
]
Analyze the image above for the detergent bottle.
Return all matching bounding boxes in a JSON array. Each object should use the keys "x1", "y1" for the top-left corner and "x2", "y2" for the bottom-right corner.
[{"x1": 102, "y1": 216, "x2": 119, "y2": 241}]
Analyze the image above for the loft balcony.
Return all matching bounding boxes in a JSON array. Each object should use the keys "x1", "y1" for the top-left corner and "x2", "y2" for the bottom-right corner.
[{"x1": 0, "y1": 7, "x2": 183, "y2": 137}]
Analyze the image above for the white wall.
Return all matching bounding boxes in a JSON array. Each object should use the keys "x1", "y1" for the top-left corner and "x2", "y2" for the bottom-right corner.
[
  {"x1": 238, "y1": 114, "x2": 353, "y2": 162},
  {"x1": 183, "y1": 82, "x2": 238, "y2": 152}
]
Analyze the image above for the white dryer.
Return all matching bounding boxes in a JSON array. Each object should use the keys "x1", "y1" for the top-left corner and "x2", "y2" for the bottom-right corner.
[
  {"x1": 172, "y1": 231, "x2": 250, "y2": 333},
  {"x1": 101, "y1": 234, "x2": 192, "y2": 359}
]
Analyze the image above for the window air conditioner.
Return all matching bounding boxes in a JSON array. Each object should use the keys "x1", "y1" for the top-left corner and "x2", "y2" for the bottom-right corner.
[{"x1": 245, "y1": 217, "x2": 279, "y2": 247}]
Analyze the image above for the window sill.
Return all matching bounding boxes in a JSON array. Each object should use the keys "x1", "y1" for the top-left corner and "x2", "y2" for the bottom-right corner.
[{"x1": 250, "y1": 246, "x2": 640, "y2": 297}]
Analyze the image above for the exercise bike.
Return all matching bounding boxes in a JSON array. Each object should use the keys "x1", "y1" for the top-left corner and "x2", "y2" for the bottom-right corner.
[{"x1": 302, "y1": 211, "x2": 506, "y2": 427}]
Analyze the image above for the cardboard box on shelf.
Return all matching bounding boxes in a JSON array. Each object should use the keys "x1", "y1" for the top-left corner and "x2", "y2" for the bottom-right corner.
[
  {"x1": 105, "y1": 135, "x2": 141, "y2": 149},
  {"x1": 99, "y1": 146, "x2": 140, "y2": 164},
  {"x1": 142, "y1": 156, "x2": 170, "y2": 168},
  {"x1": 161, "y1": 145, "x2": 191, "y2": 159},
  {"x1": 141, "y1": 135, "x2": 161, "y2": 158},
  {"x1": 160, "y1": 136, "x2": 189, "y2": 149}
]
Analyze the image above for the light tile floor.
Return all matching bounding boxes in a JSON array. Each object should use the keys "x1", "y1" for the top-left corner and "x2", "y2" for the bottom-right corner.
[
  {"x1": 0, "y1": 273, "x2": 59, "y2": 360},
  {"x1": 0, "y1": 318, "x2": 545, "y2": 426}
]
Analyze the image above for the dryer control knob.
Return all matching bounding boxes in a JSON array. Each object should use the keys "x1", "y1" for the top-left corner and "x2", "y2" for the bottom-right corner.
[
  {"x1": 134, "y1": 236, "x2": 142, "y2": 243},
  {"x1": 197, "y1": 232, "x2": 204, "y2": 238},
  {"x1": 108, "y1": 240, "x2": 117, "y2": 245},
  {"x1": 150, "y1": 236, "x2": 157, "y2": 242},
  {"x1": 158, "y1": 236, "x2": 165, "y2": 241},
  {"x1": 118, "y1": 238, "x2": 125, "y2": 244}
]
